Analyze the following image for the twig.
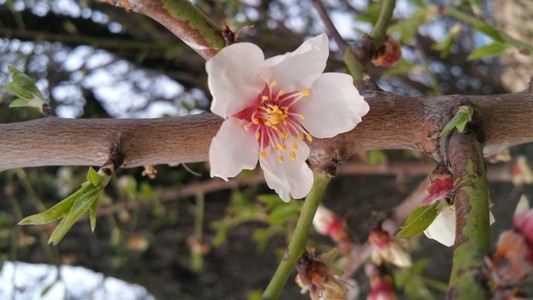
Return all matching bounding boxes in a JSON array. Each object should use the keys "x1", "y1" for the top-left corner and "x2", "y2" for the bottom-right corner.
[
  {"x1": 311, "y1": 0, "x2": 348, "y2": 53},
  {"x1": 262, "y1": 171, "x2": 332, "y2": 299}
]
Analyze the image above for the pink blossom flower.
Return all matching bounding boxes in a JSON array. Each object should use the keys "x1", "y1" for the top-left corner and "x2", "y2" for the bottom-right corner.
[
  {"x1": 513, "y1": 195, "x2": 533, "y2": 244},
  {"x1": 313, "y1": 205, "x2": 353, "y2": 253},
  {"x1": 207, "y1": 34, "x2": 369, "y2": 201}
]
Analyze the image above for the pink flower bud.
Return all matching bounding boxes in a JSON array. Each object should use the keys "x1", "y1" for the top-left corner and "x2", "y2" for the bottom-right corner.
[
  {"x1": 372, "y1": 37, "x2": 402, "y2": 67},
  {"x1": 313, "y1": 205, "x2": 353, "y2": 253}
]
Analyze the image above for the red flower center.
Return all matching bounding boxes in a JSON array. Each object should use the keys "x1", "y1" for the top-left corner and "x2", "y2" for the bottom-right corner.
[{"x1": 234, "y1": 81, "x2": 312, "y2": 163}]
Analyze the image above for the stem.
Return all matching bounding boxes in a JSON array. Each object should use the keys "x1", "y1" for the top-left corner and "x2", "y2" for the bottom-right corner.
[
  {"x1": 342, "y1": 49, "x2": 365, "y2": 82},
  {"x1": 190, "y1": 193, "x2": 205, "y2": 272},
  {"x1": 262, "y1": 171, "x2": 332, "y2": 300},
  {"x1": 311, "y1": 0, "x2": 348, "y2": 52},
  {"x1": 370, "y1": 0, "x2": 396, "y2": 48},
  {"x1": 446, "y1": 133, "x2": 490, "y2": 299}
]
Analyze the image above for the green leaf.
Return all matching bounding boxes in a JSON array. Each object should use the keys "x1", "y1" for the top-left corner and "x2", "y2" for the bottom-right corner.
[
  {"x1": 18, "y1": 184, "x2": 92, "y2": 225},
  {"x1": 467, "y1": 43, "x2": 509, "y2": 60},
  {"x1": 432, "y1": 23, "x2": 462, "y2": 58},
  {"x1": 48, "y1": 185, "x2": 101, "y2": 245},
  {"x1": 87, "y1": 167, "x2": 103, "y2": 186},
  {"x1": 474, "y1": 24, "x2": 504, "y2": 43},
  {"x1": 381, "y1": 59, "x2": 416, "y2": 77},
  {"x1": 257, "y1": 194, "x2": 284, "y2": 210},
  {"x1": 387, "y1": 7, "x2": 430, "y2": 44},
  {"x1": 90, "y1": 198, "x2": 98, "y2": 232},
  {"x1": 268, "y1": 204, "x2": 299, "y2": 225},
  {"x1": 8, "y1": 98, "x2": 29, "y2": 107},
  {"x1": 397, "y1": 201, "x2": 440, "y2": 238},
  {"x1": 4, "y1": 66, "x2": 48, "y2": 110},
  {"x1": 440, "y1": 106, "x2": 473, "y2": 136}
]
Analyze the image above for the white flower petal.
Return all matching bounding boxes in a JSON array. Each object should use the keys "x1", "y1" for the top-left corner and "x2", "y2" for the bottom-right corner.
[
  {"x1": 259, "y1": 139, "x2": 313, "y2": 201},
  {"x1": 295, "y1": 73, "x2": 369, "y2": 138},
  {"x1": 388, "y1": 244, "x2": 413, "y2": 267},
  {"x1": 209, "y1": 117, "x2": 258, "y2": 180},
  {"x1": 207, "y1": 43, "x2": 265, "y2": 118},
  {"x1": 424, "y1": 205, "x2": 456, "y2": 247},
  {"x1": 260, "y1": 34, "x2": 329, "y2": 91}
]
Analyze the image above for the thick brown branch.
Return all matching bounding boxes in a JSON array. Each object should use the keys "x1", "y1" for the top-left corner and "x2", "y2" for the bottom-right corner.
[{"x1": 1, "y1": 91, "x2": 533, "y2": 172}]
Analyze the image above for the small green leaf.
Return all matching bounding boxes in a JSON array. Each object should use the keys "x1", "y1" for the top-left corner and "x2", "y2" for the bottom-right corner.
[
  {"x1": 18, "y1": 184, "x2": 92, "y2": 225},
  {"x1": 474, "y1": 24, "x2": 504, "y2": 43},
  {"x1": 268, "y1": 204, "x2": 299, "y2": 225},
  {"x1": 48, "y1": 185, "x2": 101, "y2": 245},
  {"x1": 87, "y1": 167, "x2": 103, "y2": 186},
  {"x1": 397, "y1": 201, "x2": 440, "y2": 238},
  {"x1": 5, "y1": 67, "x2": 44, "y2": 99},
  {"x1": 440, "y1": 106, "x2": 473, "y2": 136},
  {"x1": 432, "y1": 23, "x2": 462, "y2": 58},
  {"x1": 387, "y1": 7, "x2": 430, "y2": 44},
  {"x1": 4, "y1": 66, "x2": 48, "y2": 111},
  {"x1": 257, "y1": 194, "x2": 284, "y2": 210},
  {"x1": 90, "y1": 199, "x2": 98, "y2": 232},
  {"x1": 8, "y1": 98, "x2": 29, "y2": 107},
  {"x1": 381, "y1": 59, "x2": 416, "y2": 77},
  {"x1": 467, "y1": 43, "x2": 509, "y2": 60}
]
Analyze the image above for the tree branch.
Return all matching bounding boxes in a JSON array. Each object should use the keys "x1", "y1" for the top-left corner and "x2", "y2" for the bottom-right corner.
[
  {"x1": 444, "y1": 132, "x2": 490, "y2": 299},
  {"x1": 97, "y1": 0, "x2": 225, "y2": 60},
  {"x1": 2, "y1": 91, "x2": 533, "y2": 172}
]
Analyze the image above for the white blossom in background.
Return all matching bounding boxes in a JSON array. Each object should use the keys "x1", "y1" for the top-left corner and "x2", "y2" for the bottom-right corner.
[
  {"x1": 207, "y1": 33, "x2": 369, "y2": 201},
  {"x1": 369, "y1": 228, "x2": 412, "y2": 268}
]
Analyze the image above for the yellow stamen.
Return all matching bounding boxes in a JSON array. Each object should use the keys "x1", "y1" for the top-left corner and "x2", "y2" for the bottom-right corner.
[
  {"x1": 278, "y1": 155, "x2": 284, "y2": 163},
  {"x1": 282, "y1": 132, "x2": 289, "y2": 139},
  {"x1": 255, "y1": 132, "x2": 260, "y2": 140},
  {"x1": 306, "y1": 133, "x2": 313, "y2": 142},
  {"x1": 302, "y1": 89, "x2": 311, "y2": 96},
  {"x1": 244, "y1": 124, "x2": 249, "y2": 131},
  {"x1": 262, "y1": 95, "x2": 269, "y2": 101},
  {"x1": 297, "y1": 135, "x2": 303, "y2": 140},
  {"x1": 253, "y1": 118, "x2": 260, "y2": 125},
  {"x1": 270, "y1": 81, "x2": 278, "y2": 88},
  {"x1": 278, "y1": 143, "x2": 286, "y2": 151},
  {"x1": 292, "y1": 144, "x2": 298, "y2": 151},
  {"x1": 279, "y1": 89, "x2": 286, "y2": 96},
  {"x1": 260, "y1": 152, "x2": 266, "y2": 159},
  {"x1": 290, "y1": 151, "x2": 296, "y2": 160},
  {"x1": 298, "y1": 114, "x2": 306, "y2": 120}
]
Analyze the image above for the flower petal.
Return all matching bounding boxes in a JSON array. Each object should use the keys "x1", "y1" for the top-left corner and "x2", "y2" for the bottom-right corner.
[
  {"x1": 424, "y1": 205, "x2": 456, "y2": 247},
  {"x1": 295, "y1": 73, "x2": 369, "y2": 138},
  {"x1": 260, "y1": 33, "x2": 329, "y2": 91},
  {"x1": 209, "y1": 117, "x2": 258, "y2": 180},
  {"x1": 207, "y1": 43, "x2": 265, "y2": 118},
  {"x1": 259, "y1": 139, "x2": 313, "y2": 201}
]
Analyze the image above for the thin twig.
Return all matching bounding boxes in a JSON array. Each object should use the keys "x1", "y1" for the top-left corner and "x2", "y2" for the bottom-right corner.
[{"x1": 312, "y1": 0, "x2": 348, "y2": 52}]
